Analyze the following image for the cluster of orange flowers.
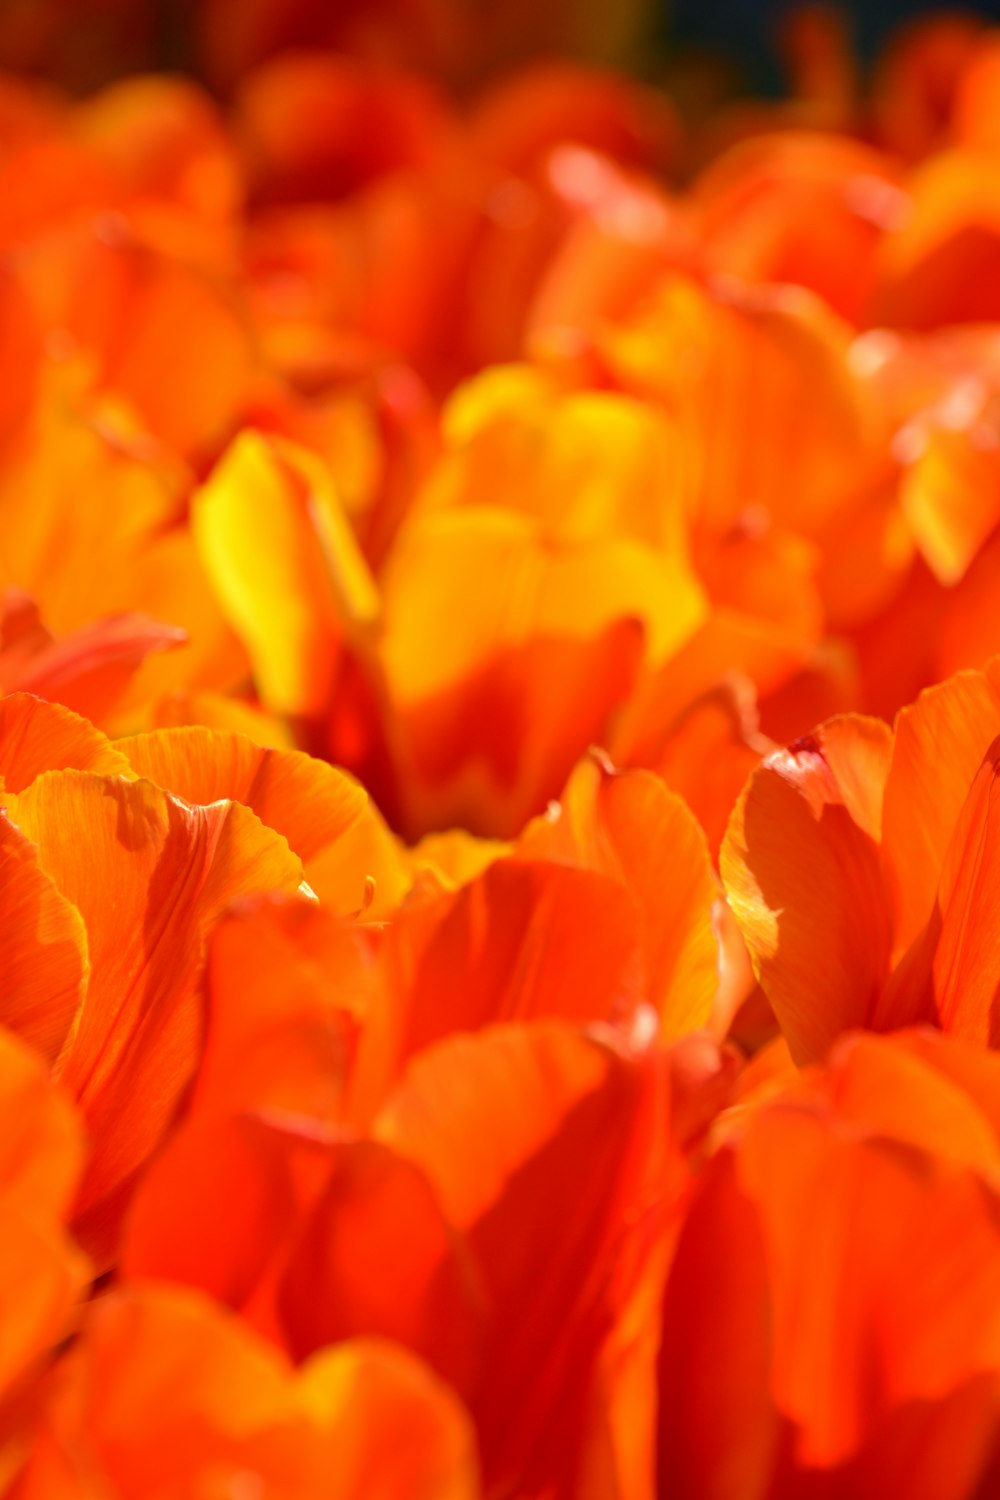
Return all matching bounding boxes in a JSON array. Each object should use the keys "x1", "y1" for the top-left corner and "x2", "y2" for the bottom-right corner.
[{"x1": 8, "y1": 4, "x2": 1000, "y2": 1496}]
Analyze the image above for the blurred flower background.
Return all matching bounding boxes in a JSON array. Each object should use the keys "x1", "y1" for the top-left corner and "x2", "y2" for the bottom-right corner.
[{"x1": 3, "y1": 2, "x2": 1000, "y2": 1498}]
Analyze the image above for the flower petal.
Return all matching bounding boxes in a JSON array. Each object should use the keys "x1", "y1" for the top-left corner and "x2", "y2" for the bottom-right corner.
[
  {"x1": 0, "y1": 693, "x2": 131, "y2": 792},
  {"x1": 881, "y1": 664, "x2": 1000, "y2": 958},
  {"x1": 6, "y1": 770, "x2": 304, "y2": 1255},
  {"x1": 520, "y1": 756, "x2": 720, "y2": 1037},
  {"x1": 349, "y1": 859, "x2": 644, "y2": 1121},
  {"x1": 116, "y1": 724, "x2": 396, "y2": 914},
  {"x1": 376, "y1": 1020, "x2": 669, "y2": 1497},
  {"x1": 192, "y1": 430, "x2": 377, "y2": 720},
  {"x1": 0, "y1": 810, "x2": 88, "y2": 1066},
  {"x1": 194, "y1": 896, "x2": 371, "y2": 1123},
  {"x1": 277, "y1": 1139, "x2": 484, "y2": 1398},
  {"x1": 297, "y1": 1339, "x2": 481, "y2": 1500},
  {"x1": 929, "y1": 735, "x2": 1000, "y2": 1045},
  {"x1": 721, "y1": 715, "x2": 894, "y2": 1062}
]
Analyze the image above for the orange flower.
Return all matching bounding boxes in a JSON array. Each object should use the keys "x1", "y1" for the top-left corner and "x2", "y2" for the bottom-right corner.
[
  {"x1": 122, "y1": 1020, "x2": 673, "y2": 1499},
  {"x1": 12, "y1": 1284, "x2": 480, "y2": 1498},
  {"x1": 7, "y1": 14, "x2": 1000, "y2": 1500},
  {"x1": 0, "y1": 699, "x2": 309, "y2": 1260},
  {"x1": 659, "y1": 1029, "x2": 1000, "y2": 1499},
  {"x1": 721, "y1": 661, "x2": 1000, "y2": 1060}
]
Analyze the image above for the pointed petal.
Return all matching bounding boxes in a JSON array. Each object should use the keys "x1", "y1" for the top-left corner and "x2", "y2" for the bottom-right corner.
[
  {"x1": 191, "y1": 430, "x2": 377, "y2": 719},
  {"x1": 721, "y1": 715, "x2": 894, "y2": 1062},
  {"x1": 521, "y1": 756, "x2": 720, "y2": 1037},
  {"x1": 349, "y1": 859, "x2": 643, "y2": 1120},
  {"x1": 881, "y1": 665, "x2": 1000, "y2": 958},
  {"x1": 10, "y1": 614, "x2": 186, "y2": 724}
]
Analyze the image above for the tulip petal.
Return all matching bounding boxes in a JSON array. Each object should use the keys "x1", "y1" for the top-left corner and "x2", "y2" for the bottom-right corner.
[
  {"x1": 602, "y1": 275, "x2": 881, "y2": 537},
  {"x1": 194, "y1": 897, "x2": 371, "y2": 1123},
  {"x1": 881, "y1": 665, "x2": 1000, "y2": 958},
  {"x1": 721, "y1": 715, "x2": 894, "y2": 1062},
  {"x1": 0, "y1": 693, "x2": 131, "y2": 792},
  {"x1": 822, "y1": 1031, "x2": 1000, "y2": 1183},
  {"x1": 0, "y1": 1212, "x2": 89, "y2": 1409},
  {"x1": 6, "y1": 770, "x2": 304, "y2": 1253},
  {"x1": 277, "y1": 1139, "x2": 484, "y2": 1398},
  {"x1": 658, "y1": 1150, "x2": 778, "y2": 1500},
  {"x1": 613, "y1": 677, "x2": 770, "y2": 856},
  {"x1": 0, "y1": 810, "x2": 88, "y2": 1066},
  {"x1": 0, "y1": 1031, "x2": 88, "y2": 1412},
  {"x1": 116, "y1": 724, "x2": 390, "y2": 914},
  {"x1": 9, "y1": 613, "x2": 187, "y2": 725},
  {"x1": 68, "y1": 1285, "x2": 299, "y2": 1495},
  {"x1": 297, "y1": 1339, "x2": 481, "y2": 1500},
  {"x1": 521, "y1": 756, "x2": 720, "y2": 1037},
  {"x1": 377, "y1": 1021, "x2": 668, "y2": 1496},
  {"x1": 900, "y1": 428, "x2": 1000, "y2": 587},
  {"x1": 928, "y1": 736, "x2": 1000, "y2": 1045},
  {"x1": 739, "y1": 1105, "x2": 1000, "y2": 1469},
  {"x1": 349, "y1": 859, "x2": 643, "y2": 1121},
  {"x1": 192, "y1": 430, "x2": 377, "y2": 719},
  {"x1": 121, "y1": 1111, "x2": 335, "y2": 1322},
  {"x1": 392, "y1": 615, "x2": 645, "y2": 839},
  {"x1": 0, "y1": 1026, "x2": 84, "y2": 1221}
]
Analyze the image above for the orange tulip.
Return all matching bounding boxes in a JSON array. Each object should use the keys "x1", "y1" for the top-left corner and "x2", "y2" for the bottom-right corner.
[
  {"x1": 10, "y1": 1284, "x2": 480, "y2": 1498},
  {"x1": 659, "y1": 1029, "x2": 1000, "y2": 1499},
  {"x1": 113, "y1": 723, "x2": 407, "y2": 917},
  {"x1": 123, "y1": 1017, "x2": 672, "y2": 1499},
  {"x1": 0, "y1": 702, "x2": 309, "y2": 1260},
  {"x1": 722, "y1": 661, "x2": 1000, "y2": 1061},
  {"x1": 5, "y1": 14, "x2": 1000, "y2": 1500},
  {"x1": 518, "y1": 751, "x2": 720, "y2": 1034},
  {"x1": 191, "y1": 897, "x2": 373, "y2": 1125}
]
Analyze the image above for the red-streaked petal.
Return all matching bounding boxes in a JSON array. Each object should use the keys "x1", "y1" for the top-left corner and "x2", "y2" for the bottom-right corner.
[{"x1": 721, "y1": 715, "x2": 894, "y2": 1062}]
